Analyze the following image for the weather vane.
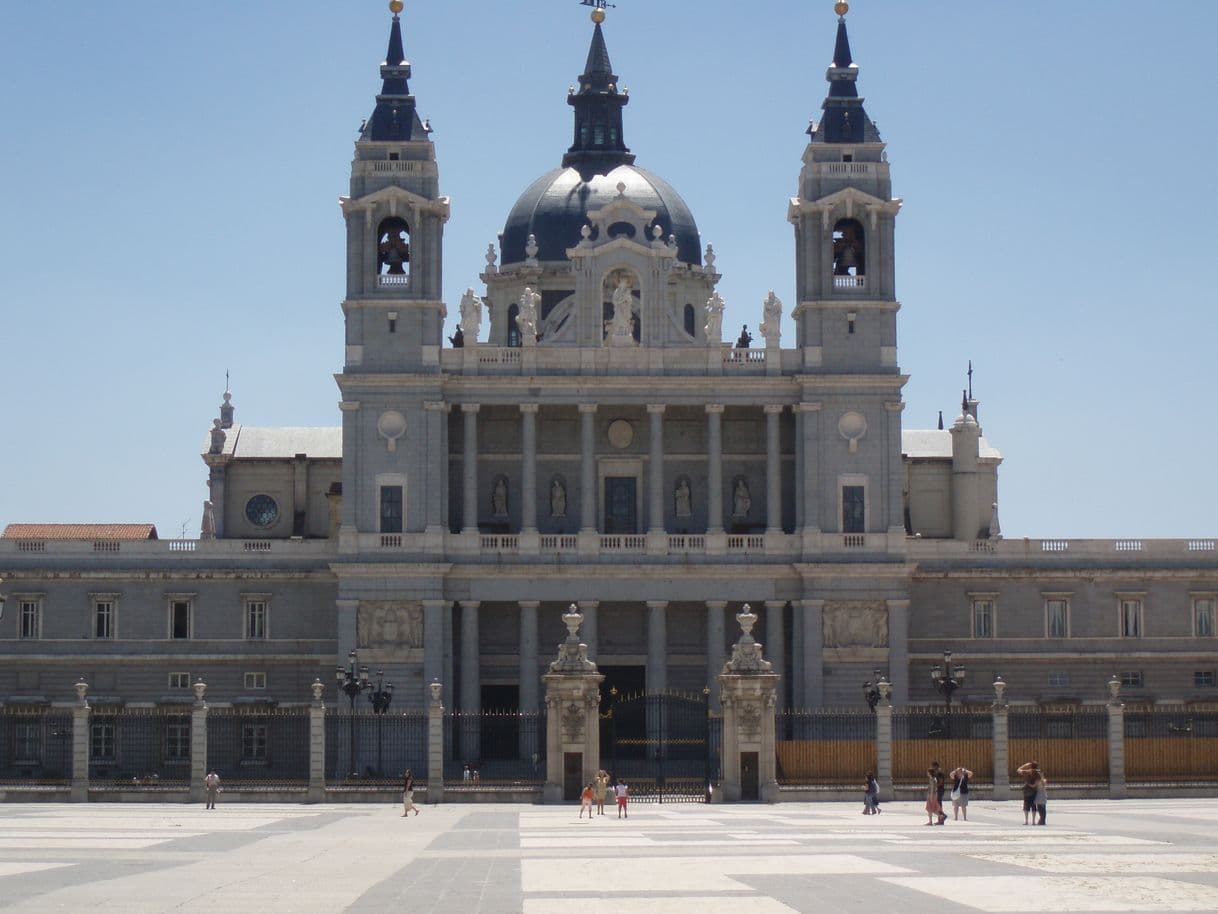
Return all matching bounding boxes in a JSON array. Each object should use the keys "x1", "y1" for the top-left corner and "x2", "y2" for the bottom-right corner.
[{"x1": 580, "y1": 1, "x2": 616, "y2": 10}]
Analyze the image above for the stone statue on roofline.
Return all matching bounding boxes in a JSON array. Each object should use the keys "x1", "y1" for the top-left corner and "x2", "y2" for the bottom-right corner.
[
  {"x1": 759, "y1": 291, "x2": 782, "y2": 347},
  {"x1": 459, "y1": 288, "x2": 482, "y2": 341},
  {"x1": 704, "y1": 291, "x2": 725, "y2": 343},
  {"x1": 517, "y1": 287, "x2": 540, "y2": 346}
]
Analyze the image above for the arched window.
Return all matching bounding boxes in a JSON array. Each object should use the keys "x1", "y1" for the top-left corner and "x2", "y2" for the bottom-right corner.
[
  {"x1": 683, "y1": 303, "x2": 696, "y2": 337},
  {"x1": 831, "y1": 218, "x2": 865, "y2": 276},
  {"x1": 377, "y1": 217, "x2": 411, "y2": 278},
  {"x1": 507, "y1": 303, "x2": 521, "y2": 348}
]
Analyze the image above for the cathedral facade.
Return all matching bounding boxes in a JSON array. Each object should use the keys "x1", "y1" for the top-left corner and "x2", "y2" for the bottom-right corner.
[{"x1": 2, "y1": 4, "x2": 1215, "y2": 717}]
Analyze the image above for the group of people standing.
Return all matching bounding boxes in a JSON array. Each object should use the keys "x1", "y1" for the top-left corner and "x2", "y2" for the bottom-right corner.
[
  {"x1": 922, "y1": 761, "x2": 974, "y2": 824},
  {"x1": 1018, "y1": 760, "x2": 1048, "y2": 825},
  {"x1": 579, "y1": 770, "x2": 629, "y2": 819}
]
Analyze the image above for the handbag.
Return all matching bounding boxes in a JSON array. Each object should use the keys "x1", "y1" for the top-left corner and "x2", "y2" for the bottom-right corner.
[{"x1": 950, "y1": 787, "x2": 961, "y2": 802}]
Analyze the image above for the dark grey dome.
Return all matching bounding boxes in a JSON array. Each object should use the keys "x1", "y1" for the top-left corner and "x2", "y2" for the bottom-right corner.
[{"x1": 500, "y1": 164, "x2": 702, "y2": 267}]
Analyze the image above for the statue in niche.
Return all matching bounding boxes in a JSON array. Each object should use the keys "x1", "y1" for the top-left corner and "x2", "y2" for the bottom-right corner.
[
  {"x1": 732, "y1": 477, "x2": 752, "y2": 518},
  {"x1": 674, "y1": 478, "x2": 692, "y2": 518},
  {"x1": 492, "y1": 477, "x2": 509, "y2": 517},
  {"x1": 759, "y1": 291, "x2": 782, "y2": 347},
  {"x1": 703, "y1": 292, "x2": 725, "y2": 342},
  {"x1": 459, "y1": 288, "x2": 482, "y2": 341},
  {"x1": 517, "y1": 287, "x2": 539, "y2": 345},
  {"x1": 607, "y1": 275, "x2": 635, "y2": 345},
  {"x1": 550, "y1": 478, "x2": 567, "y2": 518}
]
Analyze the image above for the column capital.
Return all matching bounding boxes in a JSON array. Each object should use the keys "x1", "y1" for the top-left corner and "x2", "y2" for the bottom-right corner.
[
  {"x1": 518, "y1": 600, "x2": 541, "y2": 610},
  {"x1": 706, "y1": 600, "x2": 729, "y2": 610},
  {"x1": 799, "y1": 598, "x2": 826, "y2": 611},
  {"x1": 336, "y1": 598, "x2": 360, "y2": 610},
  {"x1": 339, "y1": 401, "x2": 361, "y2": 413},
  {"x1": 423, "y1": 401, "x2": 450, "y2": 413},
  {"x1": 646, "y1": 404, "x2": 667, "y2": 415},
  {"x1": 705, "y1": 404, "x2": 725, "y2": 415},
  {"x1": 794, "y1": 402, "x2": 822, "y2": 414},
  {"x1": 459, "y1": 600, "x2": 481, "y2": 610},
  {"x1": 519, "y1": 403, "x2": 540, "y2": 415},
  {"x1": 421, "y1": 598, "x2": 449, "y2": 610},
  {"x1": 646, "y1": 600, "x2": 669, "y2": 611},
  {"x1": 461, "y1": 403, "x2": 481, "y2": 414},
  {"x1": 884, "y1": 401, "x2": 906, "y2": 413},
  {"x1": 764, "y1": 404, "x2": 786, "y2": 416},
  {"x1": 576, "y1": 599, "x2": 599, "y2": 610},
  {"x1": 578, "y1": 403, "x2": 598, "y2": 415},
  {"x1": 763, "y1": 600, "x2": 787, "y2": 610},
  {"x1": 885, "y1": 598, "x2": 911, "y2": 611}
]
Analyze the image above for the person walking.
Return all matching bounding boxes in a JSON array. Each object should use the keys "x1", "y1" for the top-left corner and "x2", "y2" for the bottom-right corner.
[
  {"x1": 402, "y1": 769, "x2": 419, "y2": 816},
  {"x1": 614, "y1": 780, "x2": 629, "y2": 819},
  {"x1": 930, "y1": 760, "x2": 947, "y2": 825},
  {"x1": 1017, "y1": 761, "x2": 1040, "y2": 825},
  {"x1": 579, "y1": 783, "x2": 594, "y2": 820},
  {"x1": 924, "y1": 767, "x2": 942, "y2": 825},
  {"x1": 204, "y1": 770, "x2": 220, "y2": 810},
  {"x1": 595, "y1": 770, "x2": 610, "y2": 816},
  {"x1": 949, "y1": 766, "x2": 973, "y2": 821},
  {"x1": 862, "y1": 772, "x2": 880, "y2": 815}
]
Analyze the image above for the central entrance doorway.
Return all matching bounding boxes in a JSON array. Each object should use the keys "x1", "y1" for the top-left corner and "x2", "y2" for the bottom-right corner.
[{"x1": 603, "y1": 477, "x2": 638, "y2": 533}]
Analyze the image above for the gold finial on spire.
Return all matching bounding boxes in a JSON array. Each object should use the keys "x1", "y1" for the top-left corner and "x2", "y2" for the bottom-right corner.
[
  {"x1": 835, "y1": 1, "x2": 850, "y2": 16},
  {"x1": 389, "y1": 0, "x2": 404, "y2": 15},
  {"x1": 580, "y1": 1, "x2": 613, "y2": 24},
  {"x1": 591, "y1": 7, "x2": 606, "y2": 23}
]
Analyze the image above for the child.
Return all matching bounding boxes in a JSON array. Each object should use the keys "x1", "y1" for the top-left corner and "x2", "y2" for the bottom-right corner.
[
  {"x1": 614, "y1": 780, "x2": 629, "y2": 818},
  {"x1": 579, "y1": 783, "x2": 594, "y2": 819}
]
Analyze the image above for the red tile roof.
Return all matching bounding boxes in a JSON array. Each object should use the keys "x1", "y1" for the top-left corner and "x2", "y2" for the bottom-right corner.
[{"x1": 2, "y1": 524, "x2": 159, "y2": 541}]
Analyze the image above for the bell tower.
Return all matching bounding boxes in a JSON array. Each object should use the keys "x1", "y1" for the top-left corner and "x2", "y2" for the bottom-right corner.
[
  {"x1": 336, "y1": 1, "x2": 451, "y2": 549},
  {"x1": 789, "y1": 2, "x2": 906, "y2": 544}
]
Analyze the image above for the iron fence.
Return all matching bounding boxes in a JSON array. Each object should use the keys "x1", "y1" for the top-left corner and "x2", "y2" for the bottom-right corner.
[
  {"x1": 206, "y1": 707, "x2": 309, "y2": 788},
  {"x1": 0, "y1": 708, "x2": 73, "y2": 786},
  {"x1": 1008, "y1": 706, "x2": 1108, "y2": 785},
  {"x1": 88, "y1": 707, "x2": 192, "y2": 788},
  {"x1": 1125, "y1": 705, "x2": 1218, "y2": 783},
  {"x1": 776, "y1": 709, "x2": 876, "y2": 786},
  {"x1": 443, "y1": 709, "x2": 545, "y2": 787},
  {"x1": 893, "y1": 706, "x2": 994, "y2": 785},
  {"x1": 326, "y1": 711, "x2": 428, "y2": 787}
]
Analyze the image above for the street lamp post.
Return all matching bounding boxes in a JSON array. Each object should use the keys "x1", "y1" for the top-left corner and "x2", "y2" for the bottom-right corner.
[
  {"x1": 930, "y1": 651, "x2": 967, "y2": 710},
  {"x1": 368, "y1": 669, "x2": 394, "y2": 776},
  {"x1": 862, "y1": 669, "x2": 885, "y2": 712},
  {"x1": 336, "y1": 650, "x2": 370, "y2": 778}
]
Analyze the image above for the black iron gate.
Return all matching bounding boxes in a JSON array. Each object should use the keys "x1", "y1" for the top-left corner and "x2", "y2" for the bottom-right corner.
[{"x1": 600, "y1": 690, "x2": 716, "y2": 802}]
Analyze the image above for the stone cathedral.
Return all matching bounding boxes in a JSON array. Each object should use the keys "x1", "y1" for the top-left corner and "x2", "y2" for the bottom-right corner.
[{"x1": 2, "y1": 3, "x2": 1215, "y2": 715}]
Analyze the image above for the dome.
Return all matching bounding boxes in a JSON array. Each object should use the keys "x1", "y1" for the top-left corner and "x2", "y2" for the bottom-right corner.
[{"x1": 500, "y1": 163, "x2": 702, "y2": 268}]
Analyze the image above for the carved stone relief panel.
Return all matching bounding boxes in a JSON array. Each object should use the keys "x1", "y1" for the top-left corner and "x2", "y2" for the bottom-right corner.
[
  {"x1": 357, "y1": 601, "x2": 424, "y2": 650},
  {"x1": 822, "y1": 601, "x2": 889, "y2": 648}
]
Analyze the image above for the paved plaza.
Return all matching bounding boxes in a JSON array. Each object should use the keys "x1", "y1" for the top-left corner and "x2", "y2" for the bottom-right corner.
[{"x1": 0, "y1": 798, "x2": 1217, "y2": 912}]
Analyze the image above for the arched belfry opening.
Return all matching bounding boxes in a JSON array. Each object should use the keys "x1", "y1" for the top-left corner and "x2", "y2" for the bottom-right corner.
[
  {"x1": 377, "y1": 216, "x2": 411, "y2": 278},
  {"x1": 832, "y1": 218, "x2": 865, "y2": 277}
]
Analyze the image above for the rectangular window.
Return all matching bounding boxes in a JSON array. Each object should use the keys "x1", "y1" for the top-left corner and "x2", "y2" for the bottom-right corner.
[
  {"x1": 971, "y1": 599, "x2": 995, "y2": 639},
  {"x1": 94, "y1": 600, "x2": 114, "y2": 640},
  {"x1": 1048, "y1": 671, "x2": 1070, "y2": 689},
  {"x1": 170, "y1": 600, "x2": 191, "y2": 639},
  {"x1": 1194, "y1": 597, "x2": 1216, "y2": 637},
  {"x1": 380, "y1": 486, "x2": 403, "y2": 534},
  {"x1": 242, "y1": 724, "x2": 268, "y2": 761},
  {"x1": 90, "y1": 722, "x2": 116, "y2": 762},
  {"x1": 165, "y1": 722, "x2": 191, "y2": 761},
  {"x1": 168, "y1": 672, "x2": 190, "y2": 690},
  {"x1": 1119, "y1": 671, "x2": 1144, "y2": 688},
  {"x1": 842, "y1": 485, "x2": 865, "y2": 533},
  {"x1": 1195, "y1": 671, "x2": 1215, "y2": 688},
  {"x1": 19, "y1": 600, "x2": 41, "y2": 639},
  {"x1": 245, "y1": 600, "x2": 267, "y2": 640},
  {"x1": 1120, "y1": 598, "x2": 1143, "y2": 638},
  {"x1": 14, "y1": 723, "x2": 40, "y2": 763},
  {"x1": 244, "y1": 672, "x2": 267, "y2": 690},
  {"x1": 1046, "y1": 598, "x2": 1070, "y2": 638}
]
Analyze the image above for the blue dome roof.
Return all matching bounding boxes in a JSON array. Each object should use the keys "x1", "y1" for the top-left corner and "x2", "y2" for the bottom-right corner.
[{"x1": 500, "y1": 164, "x2": 702, "y2": 267}]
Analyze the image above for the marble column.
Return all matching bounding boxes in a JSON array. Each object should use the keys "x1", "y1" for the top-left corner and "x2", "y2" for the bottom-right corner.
[
  {"x1": 886, "y1": 599, "x2": 910, "y2": 706},
  {"x1": 579, "y1": 404, "x2": 597, "y2": 534},
  {"x1": 422, "y1": 599, "x2": 448, "y2": 707},
  {"x1": 646, "y1": 601, "x2": 668, "y2": 693},
  {"x1": 577, "y1": 600, "x2": 599, "y2": 661},
  {"x1": 800, "y1": 599, "x2": 825, "y2": 708},
  {"x1": 520, "y1": 403, "x2": 539, "y2": 533},
  {"x1": 647, "y1": 405, "x2": 666, "y2": 534},
  {"x1": 706, "y1": 405, "x2": 725, "y2": 534},
  {"x1": 764, "y1": 600, "x2": 786, "y2": 709},
  {"x1": 519, "y1": 601, "x2": 540, "y2": 713},
  {"x1": 459, "y1": 601, "x2": 481, "y2": 712},
  {"x1": 461, "y1": 404, "x2": 480, "y2": 534},
  {"x1": 764, "y1": 405, "x2": 783, "y2": 534},
  {"x1": 706, "y1": 600, "x2": 728, "y2": 711}
]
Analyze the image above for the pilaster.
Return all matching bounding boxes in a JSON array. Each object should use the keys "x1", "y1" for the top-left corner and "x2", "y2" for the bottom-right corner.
[
  {"x1": 706, "y1": 600, "x2": 728, "y2": 711},
  {"x1": 764, "y1": 405, "x2": 783, "y2": 535},
  {"x1": 519, "y1": 601, "x2": 540, "y2": 713},
  {"x1": 886, "y1": 598, "x2": 910, "y2": 706},
  {"x1": 706, "y1": 405, "x2": 724, "y2": 535},
  {"x1": 461, "y1": 404, "x2": 480, "y2": 535},
  {"x1": 423, "y1": 401, "x2": 450, "y2": 535},
  {"x1": 460, "y1": 601, "x2": 481, "y2": 711},
  {"x1": 422, "y1": 599, "x2": 447, "y2": 706},
  {"x1": 578, "y1": 404, "x2": 598, "y2": 541},
  {"x1": 764, "y1": 600, "x2": 786, "y2": 709},
  {"x1": 646, "y1": 601, "x2": 668, "y2": 693},
  {"x1": 647, "y1": 405, "x2": 666, "y2": 540},
  {"x1": 795, "y1": 402, "x2": 822, "y2": 544},
  {"x1": 800, "y1": 599, "x2": 825, "y2": 708},
  {"x1": 520, "y1": 403, "x2": 540, "y2": 538}
]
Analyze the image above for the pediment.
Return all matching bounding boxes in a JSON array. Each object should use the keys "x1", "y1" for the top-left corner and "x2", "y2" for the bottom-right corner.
[
  {"x1": 788, "y1": 186, "x2": 902, "y2": 225},
  {"x1": 340, "y1": 185, "x2": 451, "y2": 221}
]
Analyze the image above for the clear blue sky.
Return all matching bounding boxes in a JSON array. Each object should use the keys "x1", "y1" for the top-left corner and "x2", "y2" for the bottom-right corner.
[{"x1": 1, "y1": 1, "x2": 1215, "y2": 539}]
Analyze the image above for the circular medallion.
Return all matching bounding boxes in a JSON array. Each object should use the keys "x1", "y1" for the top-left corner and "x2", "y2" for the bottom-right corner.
[
  {"x1": 377, "y1": 410, "x2": 407, "y2": 443},
  {"x1": 607, "y1": 419, "x2": 634, "y2": 449},
  {"x1": 245, "y1": 495, "x2": 279, "y2": 528}
]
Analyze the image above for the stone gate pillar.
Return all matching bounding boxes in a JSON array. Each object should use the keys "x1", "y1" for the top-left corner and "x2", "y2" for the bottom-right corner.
[
  {"x1": 717, "y1": 604, "x2": 780, "y2": 803},
  {"x1": 875, "y1": 679, "x2": 894, "y2": 802},
  {"x1": 308, "y1": 679, "x2": 326, "y2": 803},
  {"x1": 70, "y1": 678, "x2": 90, "y2": 803},
  {"x1": 542, "y1": 604, "x2": 604, "y2": 804},
  {"x1": 428, "y1": 680, "x2": 446, "y2": 804},
  {"x1": 190, "y1": 680, "x2": 208, "y2": 804},
  {"x1": 991, "y1": 676, "x2": 1012, "y2": 801},
  {"x1": 1106, "y1": 675, "x2": 1126, "y2": 799}
]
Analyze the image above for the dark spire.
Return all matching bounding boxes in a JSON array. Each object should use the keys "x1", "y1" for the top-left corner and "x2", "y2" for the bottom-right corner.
[
  {"x1": 362, "y1": 4, "x2": 427, "y2": 143},
  {"x1": 808, "y1": 4, "x2": 881, "y2": 145},
  {"x1": 563, "y1": 18, "x2": 635, "y2": 173}
]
